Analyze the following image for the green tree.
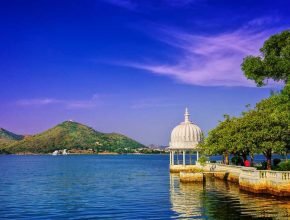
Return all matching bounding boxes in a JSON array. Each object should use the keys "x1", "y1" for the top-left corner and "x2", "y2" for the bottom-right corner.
[
  {"x1": 231, "y1": 116, "x2": 253, "y2": 163},
  {"x1": 202, "y1": 115, "x2": 238, "y2": 165},
  {"x1": 203, "y1": 87, "x2": 289, "y2": 169},
  {"x1": 239, "y1": 90, "x2": 289, "y2": 170},
  {"x1": 203, "y1": 31, "x2": 290, "y2": 169},
  {"x1": 241, "y1": 30, "x2": 290, "y2": 86}
]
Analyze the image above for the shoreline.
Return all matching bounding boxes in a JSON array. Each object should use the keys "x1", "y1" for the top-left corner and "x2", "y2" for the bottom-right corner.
[{"x1": 0, "y1": 152, "x2": 168, "y2": 156}]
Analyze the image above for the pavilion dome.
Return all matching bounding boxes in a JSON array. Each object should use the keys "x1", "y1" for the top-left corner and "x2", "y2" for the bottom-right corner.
[{"x1": 169, "y1": 108, "x2": 203, "y2": 150}]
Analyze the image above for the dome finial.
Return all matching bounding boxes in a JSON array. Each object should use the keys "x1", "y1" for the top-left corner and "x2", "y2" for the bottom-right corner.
[{"x1": 185, "y1": 107, "x2": 190, "y2": 123}]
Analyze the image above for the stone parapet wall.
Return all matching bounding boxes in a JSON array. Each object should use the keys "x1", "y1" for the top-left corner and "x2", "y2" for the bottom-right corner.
[
  {"x1": 170, "y1": 165, "x2": 202, "y2": 173},
  {"x1": 195, "y1": 163, "x2": 255, "y2": 183},
  {"x1": 180, "y1": 172, "x2": 204, "y2": 182},
  {"x1": 239, "y1": 169, "x2": 290, "y2": 196},
  {"x1": 173, "y1": 163, "x2": 290, "y2": 196}
]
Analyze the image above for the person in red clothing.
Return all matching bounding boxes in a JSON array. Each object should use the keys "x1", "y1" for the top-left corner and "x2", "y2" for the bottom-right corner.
[{"x1": 244, "y1": 160, "x2": 250, "y2": 167}]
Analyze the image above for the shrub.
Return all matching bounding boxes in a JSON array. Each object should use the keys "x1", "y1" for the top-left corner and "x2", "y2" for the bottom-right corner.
[
  {"x1": 231, "y1": 155, "x2": 243, "y2": 165},
  {"x1": 198, "y1": 155, "x2": 207, "y2": 166},
  {"x1": 273, "y1": 158, "x2": 281, "y2": 167},
  {"x1": 261, "y1": 161, "x2": 268, "y2": 170},
  {"x1": 256, "y1": 166, "x2": 264, "y2": 170},
  {"x1": 275, "y1": 161, "x2": 290, "y2": 171}
]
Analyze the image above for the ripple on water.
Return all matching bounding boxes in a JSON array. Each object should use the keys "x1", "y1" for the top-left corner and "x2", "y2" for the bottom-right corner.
[
  {"x1": 0, "y1": 155, "x2": 290, "y2": 219},
  {"x1": 169, "y1": 174, "x2": 290, "y2": 219}
]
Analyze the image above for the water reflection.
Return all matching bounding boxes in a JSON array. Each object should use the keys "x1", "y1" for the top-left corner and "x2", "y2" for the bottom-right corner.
[{"x1": 170, "y1": 174, "x2": 290, "y2": 219}]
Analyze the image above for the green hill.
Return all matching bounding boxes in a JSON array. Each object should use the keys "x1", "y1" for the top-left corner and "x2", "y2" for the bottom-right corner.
[
  {"x1": 2, "y1": 121, "x2": 144, "y2": 154},
  {"x1": 0, "y1": 128, "x2": 24, "y2": 153}
]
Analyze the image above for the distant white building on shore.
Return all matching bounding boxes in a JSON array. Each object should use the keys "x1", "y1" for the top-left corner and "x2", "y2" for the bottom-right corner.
[{"x1": 52, "y1": 149, "x2": 68, "y2": 155}]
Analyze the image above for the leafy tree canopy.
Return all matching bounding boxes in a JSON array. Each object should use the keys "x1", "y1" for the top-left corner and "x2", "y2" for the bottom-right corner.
[
  {"x1": 241, "y1": 30, "x2": 290, "y2": 86},
  {"x1": 202, "y1": 85, "x2": 289, "y2": 169}
]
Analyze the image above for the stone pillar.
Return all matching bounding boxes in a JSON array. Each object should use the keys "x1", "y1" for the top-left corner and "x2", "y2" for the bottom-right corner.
[
  {"x1": 169, "y1": 151, "x2": 172, "y2": 165},
  {"x1": 183, "y1": 150, "x2": 186, "y2": 166},
  {"x1": 189, "y1": 151, "x2": 192, "y2": 165},
  {"x1": 172, "y1": 151, "x2": 175, "y2": 165},
  {"x1": 177, "y1": 151, "x2": 179, "y2": 165},
  {"x1": 196, "y1": 151, "x2": 199, "y2": 161}
]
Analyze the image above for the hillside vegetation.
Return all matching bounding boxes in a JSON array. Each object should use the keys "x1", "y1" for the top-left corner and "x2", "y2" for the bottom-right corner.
[
  {"x1": 0, "y1": 128, "x2": 24, "y2": 153},
  {"x1": 0, "y1": 121, "x2": 144, "y2": 154},
  {"x1": 0, "y1": 128, "x2": 24, "y2": 141}
]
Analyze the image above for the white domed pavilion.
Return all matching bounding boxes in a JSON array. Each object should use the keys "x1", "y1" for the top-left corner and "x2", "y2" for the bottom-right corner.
[{"x1": 169, "y1": 108, "x2": 203, "y2": 167}]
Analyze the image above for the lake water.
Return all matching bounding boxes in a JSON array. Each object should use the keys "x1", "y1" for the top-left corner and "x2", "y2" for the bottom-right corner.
[{"x1": 0, "y1": 155, "x2": 289, "y2": 219}]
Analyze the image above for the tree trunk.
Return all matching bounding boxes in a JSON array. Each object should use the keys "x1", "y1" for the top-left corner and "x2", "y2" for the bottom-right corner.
[
  {"x1": 241, "y1": 152, "x2": 247, "y2": 163},
  {"x1": 224, "y1": 152, "x2": 229, "y2": 165},
  {"x1": 264, "y1": 150, "x2": 272, "y2": 170},
  {"x1": 250, "y1": 153, "x2": 254, "y2": 167}
]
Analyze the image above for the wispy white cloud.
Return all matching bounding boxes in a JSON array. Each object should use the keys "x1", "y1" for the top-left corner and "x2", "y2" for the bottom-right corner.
[
  {"x1": 117, "y1": 19, "x2": 286, "y2": 87},
  {"x1": 17, "y1": 98, "x2": 62, "y2": 106},
  {"x1": 16, "y1": 95, "x2": 102, "y2": 109},
  {"x1": 246, "y1": 16, "x2": 280, "y2": 27}
]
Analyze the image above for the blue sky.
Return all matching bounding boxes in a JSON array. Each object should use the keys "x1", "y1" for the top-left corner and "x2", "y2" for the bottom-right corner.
[{"x1": 0, "y1": 0, "x2": 289, "y2": 145}]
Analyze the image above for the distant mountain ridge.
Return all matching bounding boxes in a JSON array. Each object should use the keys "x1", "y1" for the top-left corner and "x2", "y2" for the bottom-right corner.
[
  {"x1": 0, "y1": 128, "x2": 24, "y2": 141},
  {"x1": 0, "y1": 121, "x2": 144, "y2": 154},
  {"x1": 0, "y1": 128, "x2": 24, "y2": 153}
]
